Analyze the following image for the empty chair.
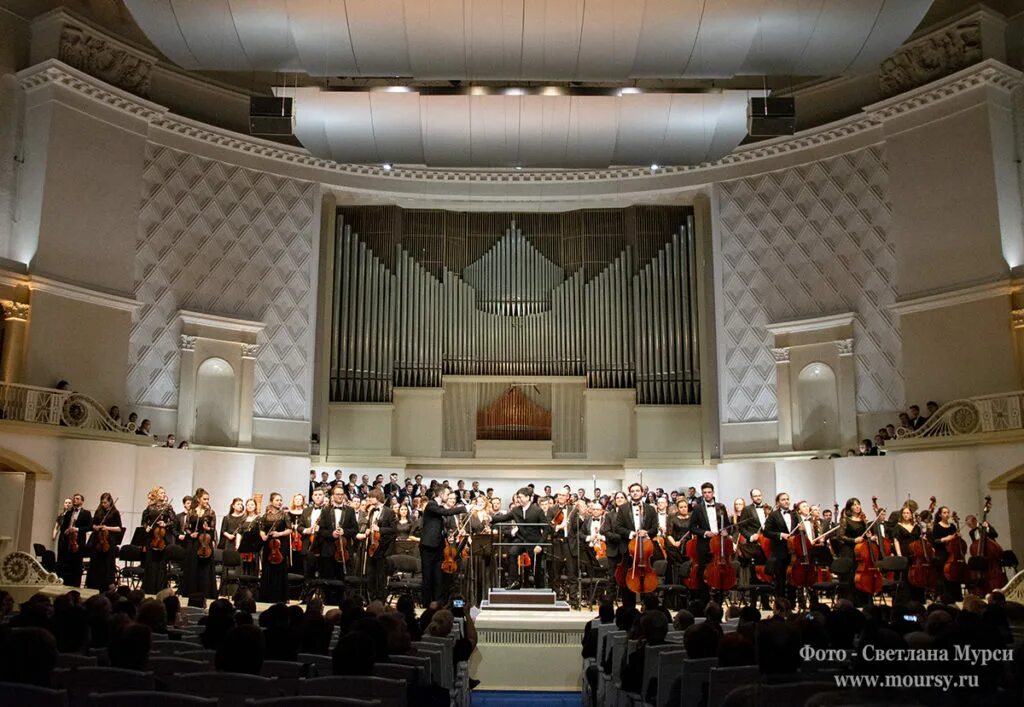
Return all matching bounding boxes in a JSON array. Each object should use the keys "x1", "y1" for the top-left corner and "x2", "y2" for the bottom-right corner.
[
  {"x1": 297, "y1": 652, "x2": 333, "y2": 678},
  {"x1": 298, "y1": 676, "x2": 406, "y2": 707},
  {"x1": 0, "y1": 682, "x2": 67, "y2": 707},
  {"x1": 652, "y1": 649, "x2": 687, "y2": 707},
  {"x1": 56, "y1": 653, "x2": 99, "y2": 668},
  {"x1": 57, "y1": 666, "x2": 156, "y2": 707},
  {"x1": 707, "y1": 665, "x2": 760, "y2": 707},
  {"x1": 117, "y1": 545, "x2": 144, "y2": 588},
  {"x1": 373, "y1": 662, "x2": 418, "y2": 687},
  {"x1": 388, "y1": 654, "x2": 430, "y2": 685},
  {"x1": 87, "y1": 648, "x2": 109, "y2": 666},
  {"x1": 245, "y1": 698, "x2": 379, "y2": 707},
  {"x1": 679, "y1": 657, "x2": 718, "y2": 707},
  {"x1": 90, "y1": 693, "x2": 217, "y2": 707},
  {"x1": 148, "y1": 656, "x2": 211, "y2": 677},
  {"x1": 175, "y1": 672, "x2": 282, "y2": 707}
]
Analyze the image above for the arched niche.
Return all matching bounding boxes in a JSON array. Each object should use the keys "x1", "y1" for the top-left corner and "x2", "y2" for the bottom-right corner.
[
  {"x1": 194, "y1": 356, "x2": 238, "y2": 447},
  {"x1": 0, "y1": 447, "x2": 53, "y2": 553},
  {"x1": 795, "y1": 362, "x2": 839, "y2": 450}
]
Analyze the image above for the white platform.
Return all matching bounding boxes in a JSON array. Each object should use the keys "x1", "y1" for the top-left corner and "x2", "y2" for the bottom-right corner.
[{"x1": 471, "y1": 607, "x2": 596, "y2": 691}]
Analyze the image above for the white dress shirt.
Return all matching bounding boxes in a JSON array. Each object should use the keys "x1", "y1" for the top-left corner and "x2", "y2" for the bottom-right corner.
[{"x1": 705, "y1": 503, "x2": 719, "y2": 533}]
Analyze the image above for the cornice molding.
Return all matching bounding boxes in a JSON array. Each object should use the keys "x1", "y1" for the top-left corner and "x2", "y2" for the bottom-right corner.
[
  {"x1": 29, "y1": 275, "x2": 142, "y2": 313},
  {"x1": 765, "y1": 312, "x2": 857, "y2": 336},
  {"x1": 178, "y1": 310, "x2": 265, "y2": 335},
  {"x1": 15, "y1": 58, "x2": 1022, "y2": 188},
  {"x1": 890, "y1": 279, "x2": 1019, "y2": 315}
]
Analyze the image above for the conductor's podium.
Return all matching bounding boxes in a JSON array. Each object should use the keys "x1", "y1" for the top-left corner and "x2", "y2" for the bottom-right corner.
[{"x1": 480, "y1": 587, "x2": 570, "y2": 611}]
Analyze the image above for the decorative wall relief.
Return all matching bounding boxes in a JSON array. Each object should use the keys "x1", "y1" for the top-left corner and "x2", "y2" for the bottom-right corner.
[
  {"x1": 58, "y1": 24, "x2": 154, "y2": 97},
  {"x1": 879, "y1": 21, "x2": 983, "y2": 98}
]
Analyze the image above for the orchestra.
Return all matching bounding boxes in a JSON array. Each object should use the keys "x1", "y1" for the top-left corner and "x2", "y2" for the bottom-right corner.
[{"x1": 44, "y1": 476, "x2": 1012, "y2": 614}]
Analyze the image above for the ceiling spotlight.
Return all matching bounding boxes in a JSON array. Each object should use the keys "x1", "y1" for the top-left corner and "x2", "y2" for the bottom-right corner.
[
  {"x1": 504, "y1": 87, "x2": 526, "y2": 96},
  {"x1": 619, "y1": 87, "x2": 642, "y2": 95},
  {"x1": 515, "y1": 166, "x2": 523, "y2": 171},
  {"x1": 383, "y1": 86, "x2": 412, "y2": 93},
  {"x1": 382, "y1": 163, "x2": 392, "y2": 171},
  {"x1": 650, "y1": 164, "x2": 659, "y2": 172}
]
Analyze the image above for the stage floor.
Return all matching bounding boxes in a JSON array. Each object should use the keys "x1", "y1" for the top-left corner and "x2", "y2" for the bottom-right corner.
[{"x1": 471, "y1": 607, "x2": 597, "y2": 692}]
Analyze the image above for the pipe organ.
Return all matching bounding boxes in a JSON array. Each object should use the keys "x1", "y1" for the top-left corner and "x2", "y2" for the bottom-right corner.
[{"x1": 328, "y1": 207, "x2": 701, "y2": 419}]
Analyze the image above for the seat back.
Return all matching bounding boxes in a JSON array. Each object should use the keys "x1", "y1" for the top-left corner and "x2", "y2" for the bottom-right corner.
[
  {"x1": 152, "y1": 640, "x2": 203, "y2": 655},
  {"x1": 177, "y1": 649, "x2": 217, "y2": 664},
  {"x1": 707, "y1": 665, "x2": 760, "y2": 707},
  {"x1": 410, "y1": 644, "x2": 444, "y2": 689},
  {"x1": 419, "y1": 635, "x2": 454, "y2": 687},
  {"x1": 148, "y1": 656, "x2": 211, "y2": 676},
  {"x1": 297, "y1": 676, "x2": 406, "y2": 707},
  {"x1": 261, "y1": 660, "x2": 307, "y2": 694},
  {"x1": 373, "y1": 662, "x2": 418, "y2": 687},
  {"x1": 594, "y1": 624, "x2": 617, "y2": 665},
  {"x1": 90, "y1": 692, "x2": 217, "y2": 707},
  {"x1": 60, "y1": 666, "x2": 155, "y2": 706},
  {"x1": 607, "y1": 634, "x2": 629, "y2": 683},
  {"x1": 57, "y1": 653, "x2": 99, "y2": 668},
  {"x1": 388, "y1": 654, "x2": 430, "y2": 685},
  {"x1": 175, "y1": 672, "x2": 282, "y2": 707},
  {"x1": 757, "y1": 681, "x2": 836, "y2": 707},
  {"x1": 653, "y1": 649, "x2": 686, "y2": 707},
  {"x1": 0, "y1": 682, "x2": 67, "y2": 707},
  {"x1": 244, "y1": 697, "x2": 379, "y2": 707},
  {"x1": 679, "y1": 657, "x2": 718, "y2": 707},
  {"x1": 643, "y1": 645, "x2": 682, "y2": 705},
  {"x1": 297, "y1": 652, "x2": 333, "y2": 678}
]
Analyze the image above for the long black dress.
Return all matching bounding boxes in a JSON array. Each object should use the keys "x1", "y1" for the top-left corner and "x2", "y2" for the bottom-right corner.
[
  {"x1": 85, "y1": 509, "x2": 122, "y2": 591},
  {"x1": 931, "y1": 522, "x2": 965, "y2": 602},
  {"x1": 238, "y1": 515, "x2": 263, "y2": 577},
  {"x1": 837, "y1": 514, "x2": 868, "y2": 606},
  {"x1": 181, "y1": 509, "x2": 218, "y2": 599},
  {"x1": 260, "y1": 511, "x2": 290, "y2": 603},
  {"x1": 142, "y1": 504, "x2": 175, "y2": 594},
  {"x1": 893, "y1": 522, "x2": 924, "y2": 602},
  {"x1": 219, "y1": 514, "x2": 244, "y2": 550}
]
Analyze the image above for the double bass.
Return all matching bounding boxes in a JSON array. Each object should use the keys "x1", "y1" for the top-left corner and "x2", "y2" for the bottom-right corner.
[
  {"x1": 942, "y1": 512, "x2": 969, "y2": 584},
  {"x1": 969, "y1": 496, "x2": 1007, "y2": 593},
  {"x1": 908, "y1": 496, "x2": 939, "y2": 593}
]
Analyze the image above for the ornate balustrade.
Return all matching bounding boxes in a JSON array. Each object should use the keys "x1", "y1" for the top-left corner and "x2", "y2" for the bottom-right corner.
[
  {"x1": 0, "y1": 382, "x2": 133, "y2": 435},
  {"x1": 893, "y1": 391, "x2": 1024, "y2": 442}
]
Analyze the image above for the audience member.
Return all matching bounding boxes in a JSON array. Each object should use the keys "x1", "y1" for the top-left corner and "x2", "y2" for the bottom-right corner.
[{"x1": 215, "y1": 624, "x2": 265, "y2": 674}]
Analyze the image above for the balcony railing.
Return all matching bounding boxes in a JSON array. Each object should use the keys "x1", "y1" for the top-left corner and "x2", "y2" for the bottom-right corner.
[
  {"x1": 894, "y1": 391, "x2": 1024, "y2": 441},
  {"x1": 0, "y1": 382, "x2": 132, "y2": 434}
]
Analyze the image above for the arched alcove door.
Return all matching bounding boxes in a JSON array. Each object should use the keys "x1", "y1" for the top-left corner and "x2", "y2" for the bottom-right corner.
[
  {"x1": 194, "y1": 357, "x2": 239, "y2": 447},
  {"x1": 795, "y1": 362, "x2": 839, "y2": 451}
]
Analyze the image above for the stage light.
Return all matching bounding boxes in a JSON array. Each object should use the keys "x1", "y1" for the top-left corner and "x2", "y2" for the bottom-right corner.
[
  {"x1": 650, "y1": 164, "x2": 659, "y2": 172},
  {"x1": 382, "y1": 163, "x2": 392, "y2": 171}
]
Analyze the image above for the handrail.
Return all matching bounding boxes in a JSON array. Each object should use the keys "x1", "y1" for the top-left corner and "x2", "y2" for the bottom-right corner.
[
  {"x1": 0, "y1": 382, "x2": 132, "y2": 434},
  {"x1": 893, "y1": 391, "x2": 1024, "y2": 440}
]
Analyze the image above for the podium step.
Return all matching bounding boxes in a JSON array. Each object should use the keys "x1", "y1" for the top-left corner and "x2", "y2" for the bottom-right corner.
[{"x1": 481, "y1": 588, "x2": 570, "y2": 611}]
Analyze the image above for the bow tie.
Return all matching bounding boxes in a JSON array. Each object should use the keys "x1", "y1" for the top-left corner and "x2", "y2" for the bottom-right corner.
[{"x1": 633, "y1": 503, "x2": 643, "y2": 508}]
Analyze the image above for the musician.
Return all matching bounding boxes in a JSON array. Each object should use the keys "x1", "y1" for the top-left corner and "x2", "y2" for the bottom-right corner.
[
  {"x1": 308, "y1": 470, "x2": 319, "y2": 500},
  {"x1": 419, "y1": 485, "x2": 467, "y2": 605},
  {"x1": 582, "y1": 501, "x2": 608, "y2": 573},
  {"x1": 298, "y1": 487, "x2": 327, "y2": 581},
  {"x1": 763, "y1": 492, "x2": 797, "y2": 602},
  {"x1": 318, "y1": 485, "x2": 359, "y2": 602},
  {"x1": 837, "y1": 497, "x2": 871, "y2": 606},
  {"x1": 964, "y1": 514, "x2": 998, "y2": 542},
  {"x1": 688, "y1": 483, "x2": 730, "y2": 600},
  {"x1": 287, "y1": 494, "x2": 306, "y2": 574},
  {"x1": 548, "y1": 489, "x2": 577, "y2": 586},
  {"x1": 821, "y1": 508, "x2": 837, "y2": 533},
  {"x1": 220, "y1": 498, "x2": 246, "y2": 550},
  {"x1": 260, "y1": 492, "x2": 291, "y2": 602},
  {"x1": 52, "y1": 498, "x2": 71, "y2": 544},
  {"x1": 182, "y1": 488, "x2": 217, "y2": 599},
  {"x1": 894, "y1": 505, "x2": 925, "y2": 602},
  {"x1": 85, "y1": 493, "x2": 121, "y2": 591},
  {"x1": 363, "y1": 489, "x2": 397, "y2": 602},
  {"x1": 238, "y1": 499, "x2": 262, "y2": 577},
  {"x1": 57, "y1": 493, "x2": 92, "y2": 588},
  {"x1": 931, "y1": 506, "x2": 964, "y2": 602},
  {"x1": 139, "y1": 488, "x2": 171, "y2": 591},
  {"x1": 491, "y1": 487, "x2": 548, "y2": 590},
  {"x1": 613, "y1": 483, "x2": 658, "y2": 599},
  {"x1": 384, "y1": 472, "x2": 402, "y2": 499},
  {"x1": 653, "y1": 496, "x2": 672, "y2": 562},
  {"x1": 730, "y1": 499, "x2": 746, "y2": 530},
  {"x1": 175, "y1": 496, "x2": 193, "y2": 545},
  {"x1": 395, "y1": 503, "x2": 419, "y2": 540},
  {"x1": 665, "y1": 498, "x2": 690, "y2": 577}
]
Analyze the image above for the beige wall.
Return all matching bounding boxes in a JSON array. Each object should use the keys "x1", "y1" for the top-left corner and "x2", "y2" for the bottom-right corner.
[
  {"x1": 900, "y1": 297, "x2": 1018, "y2": 404},
  {"x1": 24, "y1": 290, "x2": 131, "y2": 408}
]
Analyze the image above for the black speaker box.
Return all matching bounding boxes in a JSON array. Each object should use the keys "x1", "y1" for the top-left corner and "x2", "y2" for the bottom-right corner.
[
  {"x1": 249, "y1": 97, "x2": 294, "y2": 137},
  {"x1": 747, "y1": 97, "x2": 796, "y2": 137}
]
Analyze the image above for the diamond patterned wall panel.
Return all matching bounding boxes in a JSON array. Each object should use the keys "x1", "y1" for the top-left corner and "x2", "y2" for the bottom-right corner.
[
  {"x1": 130, "y1": 144, "x2": 318, "y2": 420},
  {"x1": 717, "y1": 145, "x2": 904, "y2": 422}
]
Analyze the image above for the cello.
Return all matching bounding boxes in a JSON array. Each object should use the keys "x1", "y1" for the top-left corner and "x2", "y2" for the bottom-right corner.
[
  {"x1": 682, "y1": 531, "x2": 702, "y2": 591},
  {"x1": 626, "y1": 532, "x2": 659, "y2": 596},
  {"x1": 969, "y1": 496, "x2": 1007, "y2": 593},
  {"x1": 786, "y1": 518, "x2": 817, "y2": 589},
  {"x1": 853, "y1": 509, "x2": 887, "y2": 596},
  {"x1": 704, "y1": 528, "x2": 737, "y2": 592},
  {"x1": 942, "y1": 511, "x2": 969, "y2": 585},
  {"x1": 908, "y1": 496, "x2": 939, "y2": 593}
]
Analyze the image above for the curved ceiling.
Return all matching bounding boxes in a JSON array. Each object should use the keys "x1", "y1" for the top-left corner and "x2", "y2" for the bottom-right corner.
[
  {"x1": 284, "y1": 88, "x2": 761, "y2": 168},
  {"x1": 124, "y1": 0, "x2": 932, "y2": 80}
]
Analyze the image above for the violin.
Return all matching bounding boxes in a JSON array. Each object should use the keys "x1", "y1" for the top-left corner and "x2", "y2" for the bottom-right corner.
[
  {"x1": 969, "y1": 496, "x2": 1006, "y2": 593},
  {"x1": 291, "y1": 522, "x2": 303, "y2": 553},
  {"x1": 942, "y1": 511, "x2": 969, "y2": 584},
  {"x1": 94, "y1": 498, "x2": 119, "y2": 554},
  {"x1": 334, "y1": 535, "x2": 349, "y2": 563},
  {"x1": 268, "y1": 537, "x2": 284, "y2": 565},
  {"x1": 367, "y1": 523, "x2": 381, "y2": 558},
  {"x1": 196, "y1": 513, "x2": 213, "y2": 559},
  {"x1": 704, "y1": 528, "x2": 737, "y2": 591},
  {"x1": 592, "y1": 537, "x2": 607, "y2": 559},
  {"x1": 441, "y1": 532, "x2": 459, "y2": 574},
  {"x1": 625, "y1": 532, "x2": 659, "y2": 596}
]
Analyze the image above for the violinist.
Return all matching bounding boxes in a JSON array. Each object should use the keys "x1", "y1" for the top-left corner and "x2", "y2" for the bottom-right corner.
[
  {"x1": 491, "y1": 488, "x2": 548, "y2": 591},
  {"x1": 57, "y1": 493, "x2": 92, "y2": 589},
  {"x1": 467, "y1": 495, "x2": 491, "y2": 534},
  {"x1": 259, "y1": 492, "x2": 291, "y2": 602},
  {"x1": 53, "y1": 498, "x2": 71, "y2": 544},
  {"x1": 175, "y1": 496, "x2": 193, "y2": 546},
  {"x1": 141, "y1": 486, "x2": 174, "y2": 594},
  {"x1": 85, "y1": 493, "x2": 121, "y2": 591},
  {"x1": 931, "y1": 506, "x2": 964, "y2": 602},
  {"x1": 288, "y1": 493, "x2": 306, "y2": 574},
  {"x1": 653, "y1": 497, "x2": 672, "y2": 563},
  {"x1": 182, "y1": 488, "x2": 217, "y2": 599},
  {"x1": 298, "y1": 487, "x2": 327, "y2": 582},
  {"x1": 419, "y1": 485, "x2": 468, "y2": 605},
  {"x1": 763, "y1": 492, "x2": 798, "y2": 603},
  {"x1": 548, "y1": 488, "x2": 577, "y2": 584},
  {"x1": 395, "y1": 503, "x2": 420, "y2": 540},
  {"x1": 317, "y1": 485, "x2": 359, "y2": 604},
  {"x1": 688, "y1": 482, "x2": 730, "y2": 602},
  {"x1": 364, "y1": 489, "x2": 397, "y2": 602},
  {"x1": 836, "y1": 497, "x2": 871, "y2": 606},
  {"x1": 238, "y1": 499, "x2": 262, "y2": 577},
  {"x1": 219, "y1": 498, "x2": 246, "y2": 550}
]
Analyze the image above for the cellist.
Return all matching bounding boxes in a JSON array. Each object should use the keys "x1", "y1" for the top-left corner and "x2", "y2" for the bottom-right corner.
[
  {"x1": 893, "y1": 504, "x2": 925, "y2": 602},
  {"x1": 931, "y1": 506, "x2": 964, "y2": 602},
  {"x1": 737, "y1": 488, "x2": 771, "y2": 603},
  {"x1": 689, "y1": 482, "x2": 730, "y2": 603},
  {"x1": 836, "y1": 497, "x2": 872, "y2": 607},
  {"x1": 613, "y1": 483, "x2": 658, "y2": 601}
]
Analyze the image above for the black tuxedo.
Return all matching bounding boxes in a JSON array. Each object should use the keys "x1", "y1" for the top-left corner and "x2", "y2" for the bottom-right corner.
[
  {"x1": 298, "y1": 503, "x2": 328, "y2": 581},
  {"x1": 57, "y1": 506, "x2": 93, "y2": 588},
  {"x1": 613, "y1": 503, "x2": 658, "y2": 545},
  {"x1": 365, "y1": 504, "x2": 397, "y2": 600},
  {"x1": 737, "y1": 505, "x2": 770, "y2": 541},
  {"x1": 688, "y1": 501, "x2": 730, "y2": 555},
  {"x1": 598, "y1": 514, "x2": 621, "y2": 561},
  {"x1": 763, "y1": 507, "x2": 798, "y2": 599},
  {"x1": 492, "y1": 503, "x2": 550, "y2": 588},
  {"x1": 317, "y1": 504, "x2": 358, "y2": 569},
  {"x1": 419, "y1": 498, "x2": 466, "y2": 606}
]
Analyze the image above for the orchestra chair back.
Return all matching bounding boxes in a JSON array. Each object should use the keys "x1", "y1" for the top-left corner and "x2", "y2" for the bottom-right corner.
[
  {"x1": 261, "y1": 659, "x2": 307, "y2": 694},
  {"x1": 678, "y1": 657, "x2": 718, "y2": 707},
  {"x1": 706, "y1": 665, "x2": 759, "y2": 707},
  {"x1": 297, "y1": 675, "x2": 407, "y2": 707},
  {"x1": 174, "y1": 672, "x2": 282, "y2": 707},
  {"x1": 0, "y1": 682, "x2": 67, "y2": 707},
  {"x1": 90, "y1": 692, "x2": 217, "y2": 707},
  {"x1": 152, "y1": 639, "x2": 203, "y2": 655},
  {"x1": 409, "y1": 643, "x2": 444, "y2": 689},
  {"x1": 55, "y1": 666, "x2": 156, "y2": 707},
  {"x1": 147, "y1": 656, "x2": 211, "y2": 680}
]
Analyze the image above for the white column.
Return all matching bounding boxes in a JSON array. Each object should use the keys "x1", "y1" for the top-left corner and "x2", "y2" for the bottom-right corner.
[
  {"x1": 773, "y1": 347, "x2": 792, "y2": 451},
  {"x1": 238, "y1": 343, "x2": 258, "y2": 447},
  {"x1": 835, "y1": 338, "x2": 858, "y2": 451},
  {"x1": 177, "y1": 335, "x2": 197, "y2": 442}
]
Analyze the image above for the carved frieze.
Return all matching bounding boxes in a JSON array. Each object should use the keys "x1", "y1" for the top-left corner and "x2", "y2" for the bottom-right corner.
[
  {"x1": 1, "y1": 301, "x2": 29, "y2": 321},
  {"x1": 58, "y1": 24, "x2": 153, "y2": 97},
  {"x1": 180, "y1": 335, "x2": 197, "y2": 352},
  {"x1": 770, "y1": 347, "x2": 790, "y2": 363},
  {"x1": 879, "y1": 21, "x2": 983, "y2": 98},
  {"x1": 241, "y1": 343, "x2": 260, "y2": 360},
  {"x1": 835, "y1": 338, "x2": 854, "y2": 356}
]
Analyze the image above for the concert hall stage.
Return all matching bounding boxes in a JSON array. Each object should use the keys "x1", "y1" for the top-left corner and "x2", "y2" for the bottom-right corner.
[{"x1": 471, "y1": 605, "x2": 595, "y2": 691}]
